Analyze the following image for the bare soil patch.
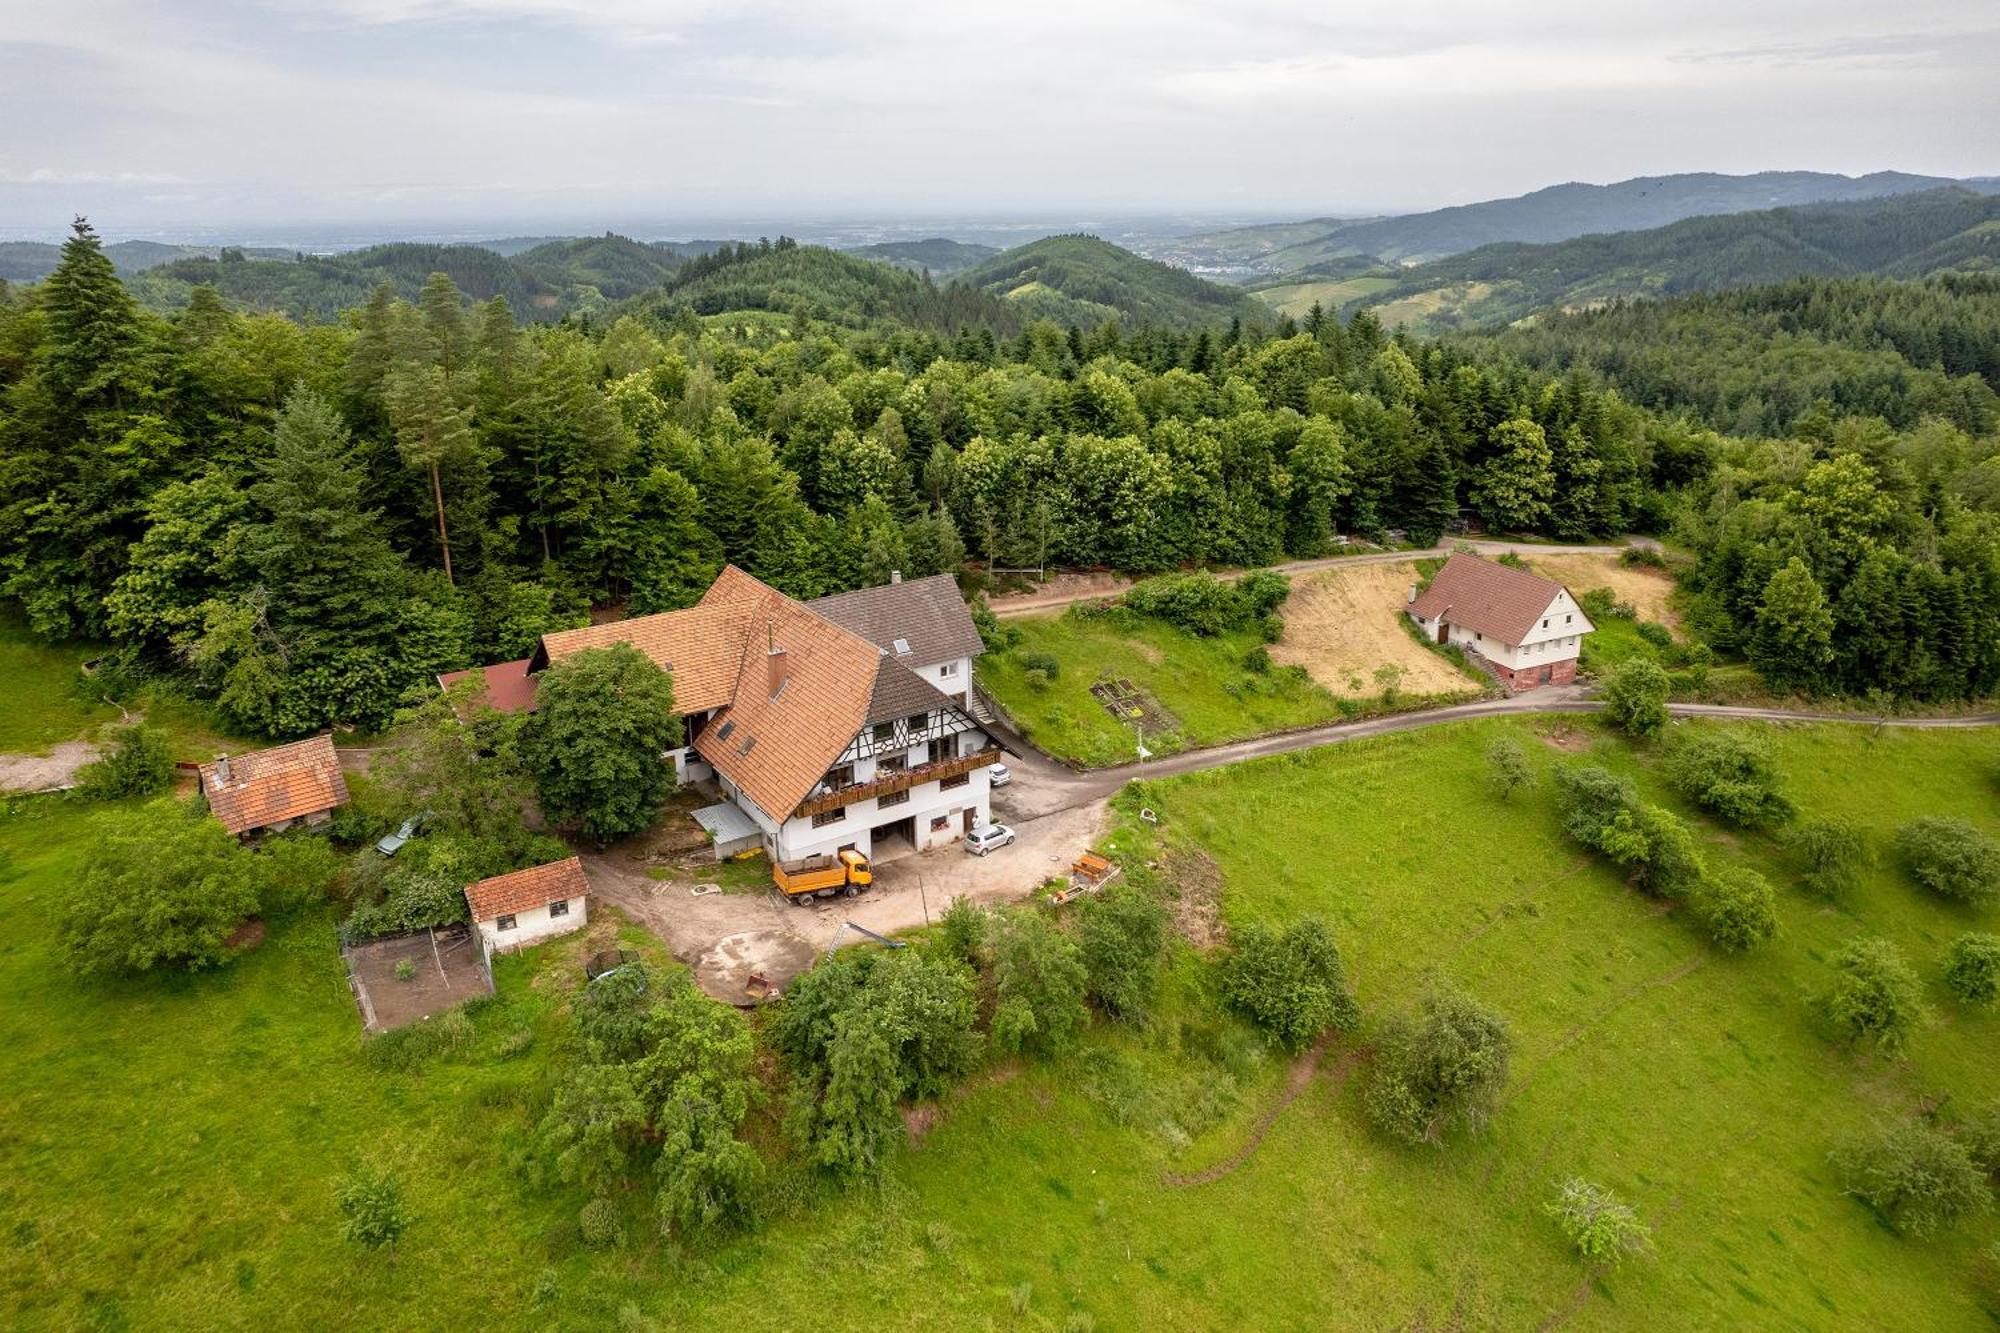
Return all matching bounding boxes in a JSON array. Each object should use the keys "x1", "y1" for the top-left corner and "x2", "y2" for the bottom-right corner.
[
  {"x1": 989, "y1": 570, "x2": 1130, "y2": 618},
  {"x1": 1536, "y1": 721, "x2": 1590, "y2": 753},
  {"x1": 342, "y1": 925, "x2": 493, "y2": 1033},
  {"x1": 1273, "y1": 561, "x2": 1479, "y2": 699},
  {"x1": 225, "y1": 919, "x2": 268, "y2": 954},
  {"x1": 0, "y1": 739, "x2": 102, "y2": 794},
  {"x1": 1160, "y1": 843, "x2": 1225, "y2": 950},
  {"x1": 1528, "y1": 554, "x2": 1679, "y2": 629}
]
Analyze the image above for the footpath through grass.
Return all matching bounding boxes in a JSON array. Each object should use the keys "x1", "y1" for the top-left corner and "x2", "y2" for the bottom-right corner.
[
  {"x1": 0, "y1": 619, "x2": 116, "y2": 754},
  {"x1": 3, "y1": 719, "x2": 1996, "y2": 1329}
]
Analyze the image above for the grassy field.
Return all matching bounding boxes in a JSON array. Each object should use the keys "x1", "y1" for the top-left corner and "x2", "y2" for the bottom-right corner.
[
  {"x1": 0, "y1": 618, "x2": 115, "y2": 753},
  {"x1": 1252, "y1": 275, "x2": 1399, "y2": 319},
  {"x1": 979, "y1": 609, "x2": 1346, "y2": 766},
  {"x1": 4, "y1": 719, "x2": 1996, "y2": 1329}
]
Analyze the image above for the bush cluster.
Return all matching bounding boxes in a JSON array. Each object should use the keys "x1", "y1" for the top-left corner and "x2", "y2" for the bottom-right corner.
[
  {"x1": 1553, "y1": 765, "x2": 1703, "y2": 899},
  {"x1": 75, "y1": 724, "x2": 175, "y2": 800},
  {"x1": 1663, "y1": 729, "x2": 1794, "y2": 830},
  {"x1": 1941, "y1": 933, "x2": 2000, "y2": 1005},
  {"x1": 1693, "y1": 866, "x2": 1778, "y2": 952},
  {"x1": 1895, "y1": 817, "x2": 2000, "y2": 908},
  {"x1": 1219, "y1": 917, "x2": 1360, "y2": 1053},
  {"x1": 1122, "y1": 570, "x2": 1289, "y2": 639}
]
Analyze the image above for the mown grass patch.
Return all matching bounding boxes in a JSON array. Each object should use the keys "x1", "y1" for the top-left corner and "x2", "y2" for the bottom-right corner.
[
  {"x1": 0, "y1": 618, "x2": 116, "y2": 753},
  {"x1": 979, "y1": 608, "x2": 1344, "y2": 766}
]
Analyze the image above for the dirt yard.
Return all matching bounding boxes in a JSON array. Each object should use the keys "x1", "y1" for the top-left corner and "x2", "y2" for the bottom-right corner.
[
  {"x1": 342, "y1": 925, "x2": 493, "y2": 1032},
  {"x1": 1527, "y1": 554, "x2": 1680, "y2": 628},
  {"x1": 1272, "y1": 560, "x2": 1480, "y2": 698}
]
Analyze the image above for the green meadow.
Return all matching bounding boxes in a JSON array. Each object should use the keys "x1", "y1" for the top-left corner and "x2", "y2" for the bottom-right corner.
[{"x1": 2, "y1": 716, "x2": 1996, "y2": 1329}]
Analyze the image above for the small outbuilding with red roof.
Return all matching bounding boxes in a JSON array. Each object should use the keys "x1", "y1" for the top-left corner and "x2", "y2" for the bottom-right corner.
[
  {"x1": 198, "y1": 735, "x2": 350, "y2": 838},
  {"x1": 465, "y1": 856, "x2": 590, "y2": 957}
]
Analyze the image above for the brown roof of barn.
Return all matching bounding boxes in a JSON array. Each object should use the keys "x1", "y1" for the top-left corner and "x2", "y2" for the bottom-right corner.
[
  {"x1": 532, "y1": 597, "x2": 760, "y2": 713},
  {"x1": 1406, "y1": 553, "x2": 1574, "y2": 646},
  {"x1": 198, "y1": 735, "x2": 349, "y2": 836},
  {"x1": 808, "y1": 573, "x2": 985, "y2": 666},
  {"x1": 437, "y1": 658, "x2": 539, "y2": 714},
  {"x1": 465, "y1": 856, "x2": 589, "y2": 922}
]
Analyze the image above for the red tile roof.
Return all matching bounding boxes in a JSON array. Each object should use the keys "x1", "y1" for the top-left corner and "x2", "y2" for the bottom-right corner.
[
  {"x1": 465, "y1": 856, "x2": 589, "y2": 922},
  {"x1": 198, "y1": 736, "x2": 349, "y2": 836},
  {"x1": 1407, "y1": 553, "x2": 1574, "y2": 646},
  {"x1": 533, "y1": 597, "x2": 761, "y2": 713},
  {"x1": 437, "y1": 658, "x2": 539, "y2": 714}
]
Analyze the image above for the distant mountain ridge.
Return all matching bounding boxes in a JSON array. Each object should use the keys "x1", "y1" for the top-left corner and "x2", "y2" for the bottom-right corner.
[
  {"x1": 1348, "y1": 188, "x2": 2000, "y2": 332},
  {"x1": 1170, "y1": 170, "x2": 2000, "y2": 276}
]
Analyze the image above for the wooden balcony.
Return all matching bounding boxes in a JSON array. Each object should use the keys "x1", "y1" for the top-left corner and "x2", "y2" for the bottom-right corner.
[{"x1": 795, "y1": 747, "x2": 1001, "y2": 818}]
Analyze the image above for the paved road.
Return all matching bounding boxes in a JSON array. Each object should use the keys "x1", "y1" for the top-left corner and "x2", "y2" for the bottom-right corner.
[
  {"x1": 993, "y1": 687, "x2": 2000, "y2": 821},
  {"x1": 987, "y1": 539, "x2": 1642, "y2": 619}
]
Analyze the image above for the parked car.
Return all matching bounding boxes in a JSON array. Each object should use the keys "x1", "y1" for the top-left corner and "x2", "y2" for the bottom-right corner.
[
  {"x1": 988, "y1": 762, "x2": 1013, "y2": 788},
  {"x1": 375, "y1": 813, "x2": 431, "y2": 857},
  {"x1": 964, "y1": 823, "x2": 1016, "y2": 856}
]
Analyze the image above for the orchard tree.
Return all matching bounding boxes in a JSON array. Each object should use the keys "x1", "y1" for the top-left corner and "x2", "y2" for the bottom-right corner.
[
  {"x1": 1895, "y1": 817, "x2": 2000, "y2": 908},
  {"x1": 526, "y1": 644, "x2": 680, "y2": 841},
  {"x1": 1366, "y1": 982, "x2": 1513, "y2": 1147},
  {"x1": 1787, "y1": 816, "x2": 1872, "y2": 901},
  {"x1": 1664, "y1": 729, "x2": 1794, "y2": 830},
  {"x1": 1543, "y1": 1177, "x2": 1653, "y2": 1267},
  {"x1": 1942, "y1": 934, "x2": 2000, "y2": 1006},
  {"x1": 1819, "y1": 937, "x2": 1929, "y2": 1053},
  {"x1": 1833, "y1": 1121, "x2": 1992, "y2": 1237},
  {"x1": 1487, "y1": 737, "x2": 1533, "y2": 801},
  {"x1": 1694, "y1": 866, "x2": 1778, "y2": 952},
  {"x1": 58, "y1": 799, "x2": 265, "y2": 975}
]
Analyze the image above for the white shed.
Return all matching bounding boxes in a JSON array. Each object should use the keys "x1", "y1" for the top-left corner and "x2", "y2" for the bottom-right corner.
[{"x1": 464, "y1": 857, "x2": 589, "y2": 958}]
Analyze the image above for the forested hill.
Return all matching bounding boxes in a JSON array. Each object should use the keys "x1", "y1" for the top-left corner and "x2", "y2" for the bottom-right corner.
[
  {"x1": 1169, "y1": 170, "x2": 1996, "y2": 275},
  {"x1": 1465, "y1": 273, "x2": 2000, "y2": 436},
  {"x1": 622, "y1": 238, "x2": 1022, "y2": 334},
  {"x1": 846, "y1": 238, "x2": 998, "y2": 276},
  {"x1": 93, "y1": 234, "x2": 694, "y2": 321},
  {"x1": 1355, "y1": 188, "x2": 2000, "y2": 333},
  {"x1": 0, "y1": 239, "x2": 295, "y2": 282},
  {"x1": 958, "y1": 234, "x2": 1268, "y2": 330}
]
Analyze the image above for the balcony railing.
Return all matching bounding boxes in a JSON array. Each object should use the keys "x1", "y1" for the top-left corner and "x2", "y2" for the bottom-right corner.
[{"x1": 795, "y1": 747, "x2": 1000, "y2": 818}]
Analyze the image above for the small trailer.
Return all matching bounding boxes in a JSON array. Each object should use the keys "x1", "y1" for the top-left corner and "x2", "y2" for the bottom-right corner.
[{"x1": 772, "y1": 848, "x2": 873, "y2": 905}]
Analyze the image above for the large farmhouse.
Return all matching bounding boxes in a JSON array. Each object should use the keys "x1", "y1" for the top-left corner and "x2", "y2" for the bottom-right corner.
[
  {"x1": 441, "y1": 568, "x2": 999, "y2": 865},
  {"x1": 1406, "y1": 553, "x2": 1593, "y2": 691}
]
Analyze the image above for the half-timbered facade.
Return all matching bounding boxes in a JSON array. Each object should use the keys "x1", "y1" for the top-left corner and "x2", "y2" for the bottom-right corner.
[{"x1": 440, "y1": 565, "x2": 1000, "y2": 864}]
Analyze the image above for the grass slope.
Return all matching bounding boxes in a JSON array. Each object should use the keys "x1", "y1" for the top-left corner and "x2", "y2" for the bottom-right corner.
[
  {"x1": 5, "y1": 721, "x2": 1995, "y2": 1329},
  {"x1": 978, "y1": 611, "x2": 1345, "y2": 765}
]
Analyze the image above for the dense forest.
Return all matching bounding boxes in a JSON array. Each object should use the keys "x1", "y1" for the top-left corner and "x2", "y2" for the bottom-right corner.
[{"x1": 0, "y1": 219, "x2": 1994, "y2": 742}]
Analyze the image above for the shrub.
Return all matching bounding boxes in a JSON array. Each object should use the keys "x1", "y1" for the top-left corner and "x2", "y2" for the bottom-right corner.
[
  {"x1": 1832, "y1": 1121, "x2": 1992, "y2": 1237},
  {"x1": 1018, "y1": 650, "x2": 1061, "y2": 680},
  {"x1": 394, "y1": 959, "x2": 416, "y2": 982},
  {"x1": 1694, "y1": 866, "x2": 1778, "y2": 952},
  {"x1": 1962, "y1": 1106, "x2": 2000, "y2": 1181},
  {"x1": 1241, "y1": 645, "x2": 1272, "y2": 675},
  {"x1": 1636, "y1": 621, "x2": 1673, "y2": 649},
  {"x1": 1023, "y1": 667, "x2": 1052, "y2": 691},
  {"x1": 1601, "y1": 658, "x2": 1670, "y2": 739},
  {"x1": 76, "y1": 724, "x2": 175, "y2": 800},
  {"x1": 1543, "y1": 1177, "x2": 1652, "y2": 1266},
  {"x1": 362, "y1": 1007, "x2": 476, "y2": 1072},
  {"x1": 1819, "y1": 937, "x2": 1928, "y2": 1053},
  {"x1": 970, "y1": 595, "x2": 1017, "y2": 653},
  {"x1": 1894, "y1": 817, "x2": 2000, "y2": 908},
  {"x1": 58, "y1": 798, "x2": 264, "y2": 975},
  {"x1": 1487, "y1": 737, "x2": 1533, "y2": 802},
  {"x1": 1941, "y1": 933, "x2": 2000, "y2": 1005},
  {"x1": 1365, "y1": 982, "x2": 1512, "y2": 1147},
  {"x1": 1075, "y1": 885, "x2": 1170, "y2": 1023},
  {"x1": 1620, "y1": 546, "x2": 1667, "y2": 569},
  {"x1": 336, "y1": 1166, "x2": 409, "y2": 1251},
  {"x1": 936, "y1": 895, "x2": 987, "y2": 966},
  {"x1": 1787, "y1": 816, "x2": 1872, "y2": 901},
  {"x1": 260, "y1": 832, "x2": 344, "y2": 917},
  {"x1": 1122, "y1": 570, "x2": 1290, "y2": 638},
  {"x1": 990, "y1": 910, "x2": 1090, "y2": 1058},
  {"x1": 578, "y1": 1196, "x2": 624, "y2": 1248},
  {"x1": 868, "y1": 950, "x2": 982, "y2": 1099},
  {"x1": 1663, "y1": 729, "x2": 1794, "y2": 830},
  {"x1": 1219, "y1": 917, "x2": 1360, "y2": 1052}
]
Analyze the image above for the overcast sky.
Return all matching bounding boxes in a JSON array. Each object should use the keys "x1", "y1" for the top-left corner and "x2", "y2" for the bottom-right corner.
[{"x1": 2, "y1": 0, "x2": 1996, "y2": 239}]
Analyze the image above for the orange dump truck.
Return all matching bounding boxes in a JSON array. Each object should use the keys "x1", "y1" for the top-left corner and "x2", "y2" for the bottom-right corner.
[{"x1": 771, "y1": 848, "x2": 873, "y2": 904}]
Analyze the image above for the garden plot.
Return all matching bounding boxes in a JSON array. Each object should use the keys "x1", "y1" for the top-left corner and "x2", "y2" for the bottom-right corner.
[
  {"x1": 1088, "y1": 677, "x2": 1178, "y2": 735},
  {"x1": 1271, "y1": 560, "x2": 1481, "y2": 698}
]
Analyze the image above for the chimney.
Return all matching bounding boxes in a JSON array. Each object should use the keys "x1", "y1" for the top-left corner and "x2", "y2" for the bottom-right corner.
[
  {"x1": 766, "y1": 622, "x2": 789, "y2": 698},
  {"x1": 1407, "y1": 584, "x2": 1418, "y2": 604},
  {"x1": 889, "y1": 569, "x2": 902, "y2": 584},
  {"x1": 214, "y1": 754, "x2": 232, "y2": 785}
]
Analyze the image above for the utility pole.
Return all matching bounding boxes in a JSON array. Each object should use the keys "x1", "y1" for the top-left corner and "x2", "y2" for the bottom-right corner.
[{"x1": 917, "y1": 873, "x2": 931, "y2": 926}]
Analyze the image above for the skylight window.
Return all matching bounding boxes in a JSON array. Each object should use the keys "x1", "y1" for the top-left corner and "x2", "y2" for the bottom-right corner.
[
  {"x1": 738, "y1": 736, "x2": 757, "y2": 755},
  {"x1": 892, "y1": 638, "x2": 911, "y2": 656},
  {"x1": 715, "y1": 720, "x2": 736, "y2": 742}
]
